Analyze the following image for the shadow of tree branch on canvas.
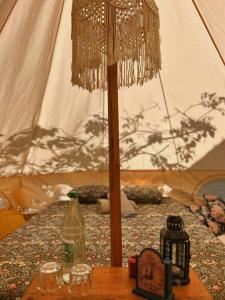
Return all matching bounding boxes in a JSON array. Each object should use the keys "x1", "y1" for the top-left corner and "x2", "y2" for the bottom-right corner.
[
  {"x1": 120, "y1": 93, "x2": 225, "y2": 169},
  {"x1": 0, "y1": 93, "x2": 224, "y2": 176}
]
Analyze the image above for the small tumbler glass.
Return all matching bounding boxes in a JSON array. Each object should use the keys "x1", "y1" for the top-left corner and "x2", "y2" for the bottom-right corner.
[
  {"x1": 68, "y1": 263, "x2": 92, "y2": 297},
  {"x1": 36, "y1": 261, "x2": 64, "y2": 297}
]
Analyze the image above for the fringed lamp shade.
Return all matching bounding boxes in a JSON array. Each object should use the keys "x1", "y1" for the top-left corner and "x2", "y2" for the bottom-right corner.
[{"x1": 71, "y1": 0, "x2": 161, "y2": 91}]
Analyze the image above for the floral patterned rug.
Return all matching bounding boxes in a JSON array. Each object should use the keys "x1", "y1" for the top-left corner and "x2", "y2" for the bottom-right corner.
[{"x1": 0, "y1": 199, "x2": 225, "y2": 299}]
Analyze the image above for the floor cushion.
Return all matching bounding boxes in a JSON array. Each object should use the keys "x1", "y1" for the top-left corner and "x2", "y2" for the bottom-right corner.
[{"x1": 189, "y1": 193, "x2": 225, "y2": 236}]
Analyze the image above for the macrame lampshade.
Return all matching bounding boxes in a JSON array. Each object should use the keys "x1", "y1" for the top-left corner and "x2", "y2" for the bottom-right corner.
[{"x1": 71, "y1": 0, "x2": 161, "y2": 91}]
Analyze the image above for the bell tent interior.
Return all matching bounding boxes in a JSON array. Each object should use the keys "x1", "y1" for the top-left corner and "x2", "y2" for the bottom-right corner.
[{"x1": 0, "y1": 0, "x2": 225, "y2": 298}]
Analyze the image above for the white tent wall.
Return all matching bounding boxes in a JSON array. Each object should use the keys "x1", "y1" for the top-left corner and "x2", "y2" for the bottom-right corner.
[
  {"x1": 0, "y1": 0, "x2": 225, "y2": 208},
  {"x1": 0, "y1": 0, "x2": 64, "y2": 175},
  {"x1": 26, "y1": 0, "x2": 106, "y2": 175},
  {"x1": 194, "y1": 0, "x2": 225, "y2": 62}
]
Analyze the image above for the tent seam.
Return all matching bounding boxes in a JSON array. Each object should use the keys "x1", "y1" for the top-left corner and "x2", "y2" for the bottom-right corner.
[
  {"x1": 0, "y1": 0, "x2": 18, "y2": 34},
  {"x1": 158, "y1": 71, "x2": 182, "y2": 186},
  {"x1": 192, "y1": 0, "x2": 225, "y2": 66}
]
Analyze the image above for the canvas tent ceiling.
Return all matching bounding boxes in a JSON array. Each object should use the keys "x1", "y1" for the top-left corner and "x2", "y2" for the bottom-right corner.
[{"x1": 0, "y1": 0, "x2": 225, "y2": 206}]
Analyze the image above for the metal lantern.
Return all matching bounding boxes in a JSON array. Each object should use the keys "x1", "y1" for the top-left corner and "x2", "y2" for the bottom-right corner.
[{"x1": 160, "y1": 215, "x2": 190, "y2": 285}]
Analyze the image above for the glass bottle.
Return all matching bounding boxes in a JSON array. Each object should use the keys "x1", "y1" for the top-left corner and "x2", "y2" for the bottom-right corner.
[{"x1": 62, "y1": 190, "x2": 86, "y2": 281}]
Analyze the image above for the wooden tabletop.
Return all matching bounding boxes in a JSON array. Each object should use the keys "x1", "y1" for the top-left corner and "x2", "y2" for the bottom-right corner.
[{"x1": 21, "y1": 267, "x2": 212, "y2": 300}]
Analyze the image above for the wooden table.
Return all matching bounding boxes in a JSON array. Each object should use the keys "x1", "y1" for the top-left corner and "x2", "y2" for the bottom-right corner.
[{"x1": 22, "y1": 267, "x2": 212, "y2": 300}]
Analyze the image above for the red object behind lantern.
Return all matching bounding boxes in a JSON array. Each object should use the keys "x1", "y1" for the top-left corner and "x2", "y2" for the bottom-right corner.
[{"x1": 128, "y1": 255, "x2": 136, "y2": 278}]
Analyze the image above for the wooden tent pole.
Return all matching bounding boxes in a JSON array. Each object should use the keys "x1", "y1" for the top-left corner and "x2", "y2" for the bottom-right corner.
[{"x1": 107, "y1": 63, "x2": 122, "y2": 266}]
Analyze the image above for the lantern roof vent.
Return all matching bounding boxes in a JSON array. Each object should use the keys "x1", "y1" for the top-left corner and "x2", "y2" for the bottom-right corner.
[{"x1": 167, "y1": 215, "x2": 183, "y2": 231}]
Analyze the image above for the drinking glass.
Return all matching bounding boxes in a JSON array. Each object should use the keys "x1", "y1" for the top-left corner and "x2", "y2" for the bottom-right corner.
[
  {"x1": 68, "y1": 263, "x2": 92, "y2": 297},
  {"x1": 36, "y1": 261, "x2": 64, "y2": 297}
]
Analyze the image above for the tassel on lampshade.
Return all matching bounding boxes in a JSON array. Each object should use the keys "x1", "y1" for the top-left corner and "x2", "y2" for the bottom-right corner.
[{"x1": 71, "y1": 0, "x2": 161, "y2": 91}]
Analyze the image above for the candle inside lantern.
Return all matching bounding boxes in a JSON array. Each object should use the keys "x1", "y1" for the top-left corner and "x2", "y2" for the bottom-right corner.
[
  {"x1": 172, "y1": 265, "x2": 182, "y2": 275},
  {"x1": 128, "y1": 255, "x2": 136, "y2": 278}
]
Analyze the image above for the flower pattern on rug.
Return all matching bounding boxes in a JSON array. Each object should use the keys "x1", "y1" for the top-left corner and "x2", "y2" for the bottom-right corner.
[{"x1": 0, "y1": 200, "x2": 225, "y2": 299}]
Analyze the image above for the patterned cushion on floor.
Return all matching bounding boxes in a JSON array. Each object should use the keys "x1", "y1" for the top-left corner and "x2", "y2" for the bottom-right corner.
[
  {"x1": 75, "y1": 184, "x2": 163, "y2": 204},
  {"x1": 75, "y1": 185, "x2": 163, "y2": 204},
  {"x1": 76, "y1": 185, "x2": 109, "y2": 203},
  {"x1": 0, "y1": 210, "x2": 25, "y2": 240},
  {"x1": 122, "y1": 185, "x2": 163, "y2": 204}
]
